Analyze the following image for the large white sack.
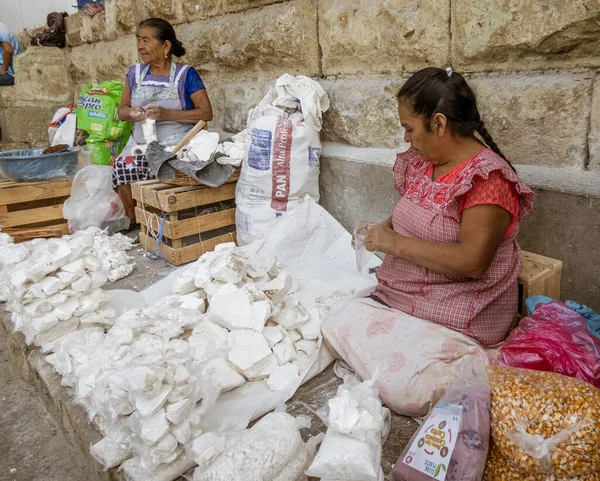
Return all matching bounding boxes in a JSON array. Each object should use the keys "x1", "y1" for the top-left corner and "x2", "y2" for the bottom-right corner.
[{"x1": 235, "y1": 74, "x2": 329, "y2": 246}]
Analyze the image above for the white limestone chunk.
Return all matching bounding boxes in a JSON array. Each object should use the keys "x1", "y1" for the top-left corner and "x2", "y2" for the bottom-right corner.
[
  {"x1": 90, "y1": 272, "x2": 108, "y2": 289},
  {"x1": 295, "y1": 339, "x2": 318, "y2": 356},
  {"x1": 53, "y1": 299, "x2": 79, "y2": 321},
  {"x1": 23, "y1": 299, "x2": 52, "y2": 317},
  {"x1": 39, "y1": 276, "x2": 65, "y2": 296},
  {"x1": 262, "y1": 271, "x2": 293, "y2": 303},
  {"x1": 210, "y1": 284, "x2": 255, "y2": 331},
  {"x1": 29, "y1": 311, "x2": 59, "y2": 336},
  {"x1": 83, "y1": 255, "x2": 101, "y2": 272},
  {"x1": 166, "y1": 398, "x2": 196, "y2": 425},
  {"x1": 228, "y1": 330, "x2": 272, "y2": 378},
  {"x1": 140, "y1": 409, "x2": 170, "y2": 444},
  {"x1": 174, "y1": 364, "x2": 189, "y2": 384},
  {"x1": 105, "y1": 325, "x2": 134, "y2": 348},
  {"x1": 274, "y1": 299, "x2": 311, "y2": 331},
  {"x1": 246, "y1": 354, "x2": 278, "y2": 381},
  {"x1": 71, "y1": 274, "x2": 92, "y2": 292},
  {"x1": 172, "y1": 270, "x2": 195, "y2": 294},
  {"x1": 189, "y1": 322, "x2": 229, "y2": 362},
  {"x1": 241, "y1": 283, "x2": 269, "y2": 302},
  {"x1": 56, "y1": 270, "x2": 80, "y2": 286},
  {"x1": 179, "y1": 294, "x2": 206, "y2": 312},
  {"x1": 47, "y1": 292, "x2": 69, "y2": 307},
  {"x1": 61, "y1": 258, "x2": 86, "y2": 276},
  {"x1": 135, "y1": 385, "x2": 172, "y2": 418},
  {"x1": 263, "y1": 325, "x2": 286, "y2": 348},
  {"x1": 75, "y1": 289, "x2": 110, "y2": 315},
  {"x1": 250, "y1": 300, "x2": 271, "y2": 331},
  {"x1": 192, "y1": 433, "x2": 226, "y2": 468},
  {"x1": 126, "y1": 366, "x2": 165, "y2": 398},
  {"x1": 202, "y1": 357, "x2": 245, "y2": 392},
  {"x1": 90, "y1": 437, "x2": 131, "y2": 471},
  {"x1": 267, "y1": 363, "x2": 300, "y2": 392},
  {"x1": 50, "y1": 242, "x2": 72, "y2": 267},
  {"x1": 193, "y1": 263, "x2": 211, "y2": 290},
  {"x1": 272, "y1": 337, "x2": 297, "y2": 365},
  {"x1": 210, "y1": 254, "x2": 247, "y2": 284},
  {"x1": 171, "y1": 419, "x2": 191, "y2": 444},
  {"x1": 0, "y1": 243, "x2": 28, "y2": 266},
  {"x1": 36, "y1": 318, "x2": 79, "y2": 353},
  {"x1": 298, "y1": 309, "x2": 321, "y2": 340},
  {"x1": 287, "y1": 329, "x2": 302, "y2": 342}
]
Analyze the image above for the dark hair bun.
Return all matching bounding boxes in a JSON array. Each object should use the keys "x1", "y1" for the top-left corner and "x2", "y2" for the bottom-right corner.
[{"x1": 173, "y1": 39, "x2": 186, "y2": 57}]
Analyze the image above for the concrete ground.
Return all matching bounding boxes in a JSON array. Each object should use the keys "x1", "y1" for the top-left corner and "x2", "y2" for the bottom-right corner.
[{"x1": 0, "y1": 234, "x2": 419, "y2": 481}]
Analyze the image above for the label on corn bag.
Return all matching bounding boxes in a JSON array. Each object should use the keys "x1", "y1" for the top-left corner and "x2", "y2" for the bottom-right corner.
[{"x1": 402, "y1": 403, "x2": 462, "y2": 480}]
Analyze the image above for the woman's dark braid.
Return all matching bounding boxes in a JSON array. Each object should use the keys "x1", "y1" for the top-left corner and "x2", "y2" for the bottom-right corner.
[{"x1": 476, "y1": 122, "x2": 516, "y2": 173}]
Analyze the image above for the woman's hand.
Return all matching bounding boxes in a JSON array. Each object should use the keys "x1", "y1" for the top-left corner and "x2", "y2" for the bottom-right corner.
[
  {"x1": 129, "y1": 107, "x2": 147, "y2": 123},
  {"x1": 146, "y1": 105, "x2": 170, "y2": 121},
  {"x1": 364, "y1": 222, "x2": 401, "y2": 256},
  {"x1": 351, "y1": 221, "x2": 371, "y2": 249}
]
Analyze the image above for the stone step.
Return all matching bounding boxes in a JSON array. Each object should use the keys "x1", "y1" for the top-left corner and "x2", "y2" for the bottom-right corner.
[{"x1": 0, "y1": 142, "x2": 30, "y2": 152}]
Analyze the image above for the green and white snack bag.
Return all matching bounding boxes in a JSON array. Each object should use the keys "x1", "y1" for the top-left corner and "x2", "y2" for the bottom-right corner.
[{"x1": 76, "y1": 81, "x2": 132, "y2": 166}]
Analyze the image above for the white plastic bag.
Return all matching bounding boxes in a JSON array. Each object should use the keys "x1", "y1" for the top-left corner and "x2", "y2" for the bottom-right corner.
[
  {"x1": 63, "y1": 165, "x2": 130, "y2": 234},
  {"x1": 52, "y1": 112, "x2": 77, "y2": 146},
  {"x1": 306, "y1": 372, "x2": 390, "y2": 481},
  {"x1": 48, "y1": 107, "x2": 72, "y2": 144},
  {"x1": 235, "y1": 74, "x2": 329, "y2": 246}
]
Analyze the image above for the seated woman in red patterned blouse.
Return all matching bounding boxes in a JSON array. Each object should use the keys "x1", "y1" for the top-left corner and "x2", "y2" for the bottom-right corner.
[{"x1": 362, "y1": 67, "x2": 535, "y2": 347}]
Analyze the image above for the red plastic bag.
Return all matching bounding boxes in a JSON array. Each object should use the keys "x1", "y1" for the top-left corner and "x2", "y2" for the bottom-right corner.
[{"x1": 497, "y1": 300, "x2": 600, "y2": 388}]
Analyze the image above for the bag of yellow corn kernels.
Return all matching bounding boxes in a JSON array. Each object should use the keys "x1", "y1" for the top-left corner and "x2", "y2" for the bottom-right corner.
[
  {"x1": 484, "y1": 442, "x2": 600, "y2": 481},
  {"x1": 487, "y1": 365, "x2": 600, "y2": 479}
]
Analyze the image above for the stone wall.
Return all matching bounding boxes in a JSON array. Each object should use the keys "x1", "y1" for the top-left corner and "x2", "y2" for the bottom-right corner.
[{"x1": 1, "y1": 0, "x2": 599, "y2": 305}]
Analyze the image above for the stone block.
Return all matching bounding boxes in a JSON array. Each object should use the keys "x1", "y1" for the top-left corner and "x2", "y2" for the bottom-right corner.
[
  {"x1": 80, "y1": 10, "x2": 109, "y2": 44},
  {"x1": 105, "y1": 0, "x2": 137, "y2": 39},
  {"x1": 321, "y1": 76, "x2": 405, "y2": 148},
  {"x1": 65, "y1": 12, "x2": 84, "y2": 47},
  {"x1": 519, "y1": 189, "x2": 600, "y2": 309},
  {"x1": 0, "y1": 104, "x2": 64, "y2": 146},
  {"x1": 452, "y1": 0, "x2": 600, "y2": 71},
  {"x1": 590, "y1": 76, "x2": 600, "y2": 171},
  {"x1": 140, "y1": 0, "x2": 185, "y2": 24},
  {"x1": 177, "y1": 0, "x2": 319, "y2": 78},
  {"x1": 13, "y1": 47, "x2": 73, "y2": 105},
  {"x1": 69, "y1": 35, "x2": 139, "y2": 85},
  {"x1": 319, "y1": 0, "x2": 450, "y2": 76},
  {"x1": 320, "y1": 146, "x2": 399, "y2": 231},
  {"x1": 0, "y1": 142, "x2": 30, "y2": 152},
  {"x1": 470, "y1": 73, "x2": 593, "y2": 167},
  {"x1": 223, "y1": 0, "x2": 293, "y2": 13},
  {"x1": 181, "y1": 0, "x2": 222, "y2": 21},
  {"x1": 209, "y1": 79, "x2": 271, "y2": 133}
]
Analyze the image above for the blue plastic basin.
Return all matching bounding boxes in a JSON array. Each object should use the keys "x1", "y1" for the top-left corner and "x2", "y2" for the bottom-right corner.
[{"x1": 0, "y1": 148, "x2": 79, "y2": 182}]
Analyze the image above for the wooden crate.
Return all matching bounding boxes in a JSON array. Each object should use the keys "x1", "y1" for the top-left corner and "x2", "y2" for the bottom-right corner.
[
  {"x1": 518, "y1": 251, "x2": 563, "y2": 314},
  {"x1": 0, "y1": 179, "x2": 72, "y2": 242},
  {"x1": 131, "y1": 175, "x2": 238, "y2": 266}
]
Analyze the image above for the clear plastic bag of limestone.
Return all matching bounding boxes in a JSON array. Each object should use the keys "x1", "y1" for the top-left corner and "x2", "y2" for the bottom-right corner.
[{"x1": 305, "y1": 372, "x2": 390, "y2": 481}]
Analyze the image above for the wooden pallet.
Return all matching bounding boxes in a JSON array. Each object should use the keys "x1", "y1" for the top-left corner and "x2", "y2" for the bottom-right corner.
[
  {"x1": 0, "y1": 179, "x2": 72, "y2": 242},
  {"x1": 518, "y1": 251, "x2": 563, "y2": 314},
  {"x1": 131, "y1": 174, "x2": 238, "y2": 266}
]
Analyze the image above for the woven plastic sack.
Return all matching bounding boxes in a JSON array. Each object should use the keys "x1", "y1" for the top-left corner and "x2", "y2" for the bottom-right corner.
[
  {"x1": 392, "y1": 373, "x2": 490, "y2": 481},
  {"x1": 487, "y1": 365, "x2": 600, "y2": 478},
  {"x1": 497, "y1": 300, "x2": 600, "y2": 388},
  {"x1": 76, "y1": 81, "x2": 132, "y2": 165}
]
